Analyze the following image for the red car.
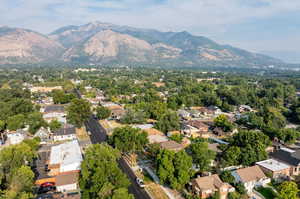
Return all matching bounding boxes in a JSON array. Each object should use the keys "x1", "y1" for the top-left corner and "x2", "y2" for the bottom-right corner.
[{"x1": 41, "y1": 182, "x2": 55, "y2": 188}]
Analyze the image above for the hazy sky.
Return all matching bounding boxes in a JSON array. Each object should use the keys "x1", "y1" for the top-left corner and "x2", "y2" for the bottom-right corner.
[{"x1": 1, "y1": 0, "x2": 300, "y2": 62}]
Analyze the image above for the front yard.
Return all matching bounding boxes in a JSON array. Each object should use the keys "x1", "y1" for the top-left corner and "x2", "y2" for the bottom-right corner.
[{"x1": 256, "y1": 187, "x2": 277, "y2": 199}]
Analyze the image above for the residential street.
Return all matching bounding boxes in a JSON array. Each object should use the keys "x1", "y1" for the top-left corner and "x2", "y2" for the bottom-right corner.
[{"x1": 76, "y1": 89, "x2": 152, "y2": 199}]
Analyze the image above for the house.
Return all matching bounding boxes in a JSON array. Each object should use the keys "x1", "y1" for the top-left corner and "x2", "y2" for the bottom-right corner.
[
  {"x1": 231, "y1": 166, "x2": 270, "y2": 193},
  {"x1": 167, "y1": 130, "x2": 181, "y2": 137},
  {"x1": 212, "y1": 127, "x2": 226, "y2": 137},
  {"x1": 34, "y1": 127, "x2": 51, "y2": 144},
  {"x1": 178, "y1": 109, "x2": 191, "y2": 119},
  {"x1": 144, "y1": 128, "x2": 169, "y2": 144},
  {"x1": 256, "y1": 159, "x2": 290, "y2": 180},
  {"x1": 191, "y1": 174, "x2": 234, "y2": 199},
  {"x1": 271, "y1": 147, "x2": 300, "y2": 176},
  {"x1": 183, "y1": 120, "x2": 211, "y2": 138},
  {"x1": 48, "y1": 140, "x2": 83, "y2": 176},
  {"x1": 188, "y1": 120, "x2": 210, "y2": 132},
  {"x1": 55, "y1": 172, "x2": 79, "y2": 192},
  {"x1": 238, "y1": 105, "x2": 254, "y2": 113},
  {"x1": 6, "y1": 130, "x2": 26, "y2": 145},
  {"x1": 30, "y1": 86, "x2": 62, "y2": 93},
  {"x1": 196, "y1": 106, "x2": 222, "y2": 117},
  {"x1": 42, "y1": 105, "x2": 66, "y2": 123},
  {"x1": 102, "y1": 103, "x2": 126, "y2": 120},
  {"x1": 153, "y1": 82, "x2": 165, "y2": 88},
  {"x1": 53, "y1": 124, "x2": 76, "y2": 142},
  {"x1": 159, "y1": 140, "x2": 184, "y2": 152}
]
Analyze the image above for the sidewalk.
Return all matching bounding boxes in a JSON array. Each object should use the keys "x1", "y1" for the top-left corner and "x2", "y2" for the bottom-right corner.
[{"x1": 142, "y1": 165, "x2": 184, "y2": 199}]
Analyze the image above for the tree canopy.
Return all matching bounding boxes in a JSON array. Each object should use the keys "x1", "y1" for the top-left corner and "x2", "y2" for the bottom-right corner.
[
  {"x1": 221, "y1": 130, "x2": 270, "y2": 166},
  {"x1": 109, "y1": 126, "x2": 148, "y2": 153},
  {"x1": 67, "y1": 98, "x2": 91, "y2": 127},
  {"x1": 156, "y1": 149, "x2": 193, "y2": 189},
  {"x1": 80, "y1": 144, "x2": 133, "y2": 199}
]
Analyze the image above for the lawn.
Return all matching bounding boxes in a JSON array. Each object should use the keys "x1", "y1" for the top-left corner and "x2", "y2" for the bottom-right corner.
[{"x1": 256, "y1": 187, "x2": 277, "y2": 199}]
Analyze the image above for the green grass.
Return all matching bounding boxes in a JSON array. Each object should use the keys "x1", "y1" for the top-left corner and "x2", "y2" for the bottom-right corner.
[{"x1": 256, "y1": 187, "x2": 277, "y2": 199}]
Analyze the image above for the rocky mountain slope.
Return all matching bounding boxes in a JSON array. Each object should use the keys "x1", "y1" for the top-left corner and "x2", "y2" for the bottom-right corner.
[
  {"x1": 0, "y1": 22, "x2": 283, "y2": 67},
  {"x1": 0, "y1": 27, "x2": 64, "y2": 64}
]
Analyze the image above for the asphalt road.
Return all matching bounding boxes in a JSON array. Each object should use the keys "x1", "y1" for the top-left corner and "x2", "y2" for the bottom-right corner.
[{"x1": 75, "y1": 89, "x2": 151, "y2": 199}]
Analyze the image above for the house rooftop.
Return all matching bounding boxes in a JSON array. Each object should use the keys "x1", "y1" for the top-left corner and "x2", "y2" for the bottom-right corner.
[
  {"x1": 133, "y1": 124, "x2": 154, "y2": 130},
  {"x1": 53, "y1": 124, "x2": 76, "y2": 136},
  {"x1": 55, "y1": 172, "x2": 79, "y2": 186},
  {"x1": 159, "y1": 140, "x2": 184, "y2": 152},
  {"x1": 271, "y1": 148, "x2": 300, "y2": 166},
  {"x1": 234, "y1": 166, "x2": 266, "y2": 183},
  {"x1": 44, "y1": 105, "x2": 65, "y2": 113},
  {"x1": 49, "y1": 140, "x2": 83, "y2": 172},
  {"x1": 193, "y1": 174, "x2": 227, "y2": 191},
  {"x1": 256, "y1": 159, "x2": 290, "y2": 172}
]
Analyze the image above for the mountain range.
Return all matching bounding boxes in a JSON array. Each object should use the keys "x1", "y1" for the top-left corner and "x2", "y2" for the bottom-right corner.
[{"x1": 0, "y1": 21, "x2": 284, "y2": 67}]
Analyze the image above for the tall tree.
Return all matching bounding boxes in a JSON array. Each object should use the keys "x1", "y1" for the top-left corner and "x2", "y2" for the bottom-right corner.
[
  {"x1": 67, "y1": 99, "x2": 91, "y2": 128},
  {"x1": 96, "y1": 106, "x2": 111, "y2": 120},
  {"x1": 156, "y1": 149, "x2": 193, "y2": 189},
  {"x1": 26, "y1": 112, "x2": 47, "y2": 134},
  {"x1": 277, "y1": 181, "x2": 299, "y2": 199},
  {"x1": 80, "y1": 144, "x2": 132, "y2": 199},
  {"x1": 109, "y1": 126, "x2": 148, "y2": 153},
  {"x1": 189, "y1": 142, "x2": 216, "y2": 172},
  {"x1": 221, "y1": 130, "x2": 270, "y2": 166},
  {"x1": 155, "y1": 111, "x2": 180, "y2": 133}
]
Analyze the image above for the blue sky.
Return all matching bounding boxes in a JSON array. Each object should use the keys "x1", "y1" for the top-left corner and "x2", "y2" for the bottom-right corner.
[{"x1": 1, "y1": 0, "x2": 300, "y2": 62}]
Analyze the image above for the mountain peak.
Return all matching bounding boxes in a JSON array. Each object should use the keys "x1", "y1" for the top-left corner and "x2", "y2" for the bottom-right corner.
[{"x1": 0, "y1": 22, "x2": 284, "y2": 67}]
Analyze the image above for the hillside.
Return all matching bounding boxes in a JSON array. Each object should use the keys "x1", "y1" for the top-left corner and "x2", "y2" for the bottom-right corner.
[
  {"x1": 0, "y1": 22, "x2": 283, "y2": 67},
  {"x1": 0, "y1": 26, "x2": 64, "y2": 64}
]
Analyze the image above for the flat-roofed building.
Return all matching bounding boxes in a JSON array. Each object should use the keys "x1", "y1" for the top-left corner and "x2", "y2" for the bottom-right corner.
[
  {"x1": 49, "y1": 140, "x2": 83, "y2": 176},
  {"x1": 256, "y1": 159, "x2": 290, "y2": 180}
]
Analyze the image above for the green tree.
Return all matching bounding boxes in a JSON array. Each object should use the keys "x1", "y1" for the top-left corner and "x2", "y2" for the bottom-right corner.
[
  {"x1": 80, "y1": 144, "x2": 131, "y2": 199},
  {"x1": 49, "y1": 119, "x2": 62, "y2": 132},
  {"x1": 277, "y1": 181, "x2": 299, "y2": 199},
  {"x1": 0, "y1": 120, "x2": 5, "y2": 132},
  {"x1": 67, "y1": 99, "x2": 91, "y2": 128},
  {"x1": 156, "y1": 149, "x2": 193, "y2": 189},
  {"x1": 214, "y1": 114, "x2": 234, "y2": 132},
  {"x1": 221, "y1": 146, "x2": 241, "y2": 167},
  {"x1": 52, "y1": 90, "x2": 75, "y2": 104},
  {"x1": 169, "y1": 134, "x2": 183, "y2": 143},
  {"x1": 109, "y1": 126, "x2": 148, "y2": 153},
  {"x1": 96, "y1": 106, "x2": 111, "y2": 120},
  {"x1": 155, "y1": 111, "x2": 180, "y2": 133},
  {"x1": 221, "y1": 130, "x2": 270, "y2": 166},
  {"x1": 112, "y1": 188, "x2": 134, "y2": 199},
  {"x1": 220, "y1": 170, "x2": 235, "y2": 185},
  {"x1": 26, "y1": 112, "x2": 47, "y2": 134},
  {"x1": 7, "y1": 114, "x2": 25, "y2": 131},
  {"x1": 8, "y1": 166, "x2": 34, "y2": 194},
  {"x1": 189, "y1": 142, "x2": 216, "y2": 172},
  {"x1": 120, "y1": 109, "x2": 146, "y2": 124}
]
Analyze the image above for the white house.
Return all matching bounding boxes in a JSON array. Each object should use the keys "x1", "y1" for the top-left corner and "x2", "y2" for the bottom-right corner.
[
  {"x1": 49, "y1": 140, "x2": 83, "y2": 175},
  {"x1": 55, "y1": 172, "x2": 79, "y2": 192},
  {"x1": 34, "y1": 127, "x2": 50, "y2": 144},
  {"x1": 231, "y1": 165, "x2": 270, "y2": 193},
  {"x1": 42, "y1": 105, "x2": 66, "y2": 124},
  {"x1": 52, "y1": 124, "x2": 76, "y2": 142},
  {"x1": 6, "y1": 130, "x2": 26, "y2": 145}
]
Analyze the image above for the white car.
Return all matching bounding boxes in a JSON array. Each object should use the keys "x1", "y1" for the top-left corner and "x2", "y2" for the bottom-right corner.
[{"x1": 136, "y1": 178, "x2": 145, "y2": 188}]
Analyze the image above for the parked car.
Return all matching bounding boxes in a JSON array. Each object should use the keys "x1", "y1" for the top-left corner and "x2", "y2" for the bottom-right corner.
[
  {"x1": 136, "y1": 178, "x2": 145, "y2": 188},
  {"x1": 41, "y1": 182, "x2": 55, "y2": 187},
  {"x1": 38, "y1": 186, "x2": 56, "y2": 194}
]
